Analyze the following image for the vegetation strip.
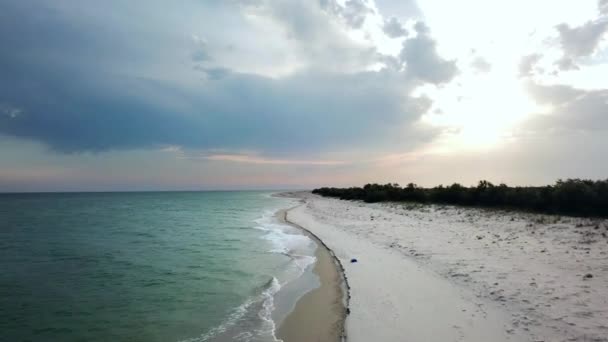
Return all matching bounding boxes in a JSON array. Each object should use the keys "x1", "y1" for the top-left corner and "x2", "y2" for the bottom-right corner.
[{"x1": 313, "y1": 179, "x2": 608, "y2": 217}]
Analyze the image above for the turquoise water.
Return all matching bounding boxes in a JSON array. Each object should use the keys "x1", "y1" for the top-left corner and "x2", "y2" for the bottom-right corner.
[{"x1": 0, "y1": 191, "x2": 317, "y2": 342}]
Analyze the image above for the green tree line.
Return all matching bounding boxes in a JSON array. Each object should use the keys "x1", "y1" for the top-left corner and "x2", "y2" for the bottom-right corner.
[{"x1": 312, "y1": 179, "x2": 608, "y2": 217}]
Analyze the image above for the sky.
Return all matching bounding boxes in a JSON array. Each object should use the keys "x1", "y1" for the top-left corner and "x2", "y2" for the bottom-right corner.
[{"x1": 1, "y1": 0, "x2": 608, "y2": 191}]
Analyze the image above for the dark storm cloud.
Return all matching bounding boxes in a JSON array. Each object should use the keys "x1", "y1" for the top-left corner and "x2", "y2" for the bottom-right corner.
[
  {"x1": 0, "y1": 0, "x2": 449, "y2": 154},
  {"x1": 0, "y1": 57, "x2": 430, "y2": 153}
]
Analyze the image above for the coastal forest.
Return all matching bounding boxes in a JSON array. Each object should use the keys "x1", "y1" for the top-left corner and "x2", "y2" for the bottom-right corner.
[{"x1": 313, "y1": 179, "x2": 608, "y2": 217}]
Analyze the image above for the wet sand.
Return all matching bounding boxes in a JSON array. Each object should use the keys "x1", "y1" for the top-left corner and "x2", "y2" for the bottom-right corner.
[{"x1": 275, "y1": 209, "x2": 346, "y2": 342}]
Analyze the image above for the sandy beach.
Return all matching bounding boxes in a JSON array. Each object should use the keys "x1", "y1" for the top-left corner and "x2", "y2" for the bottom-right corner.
[{"x1": 281, "y1": 191, "x2": 608, "y2": 342}]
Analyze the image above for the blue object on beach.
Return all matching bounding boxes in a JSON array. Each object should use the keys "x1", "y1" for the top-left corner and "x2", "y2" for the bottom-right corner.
[{"x1": 350, "y1": 258, "x2": 358, "y2": 263}]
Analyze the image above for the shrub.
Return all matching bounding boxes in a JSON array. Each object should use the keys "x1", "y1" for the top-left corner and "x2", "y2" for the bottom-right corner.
[{"x1": 312, "y1": 179, "x2": 608, "y2": 218}]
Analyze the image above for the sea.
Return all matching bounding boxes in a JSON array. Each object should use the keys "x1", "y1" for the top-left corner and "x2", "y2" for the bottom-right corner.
[{"x1": 0, "y1": 191, "x2": 319, "y2": 342}]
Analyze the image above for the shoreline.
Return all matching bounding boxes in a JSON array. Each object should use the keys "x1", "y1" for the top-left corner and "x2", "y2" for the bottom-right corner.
[{"x1": 274, "y1": 205, "x2": 349, "y2": 342}]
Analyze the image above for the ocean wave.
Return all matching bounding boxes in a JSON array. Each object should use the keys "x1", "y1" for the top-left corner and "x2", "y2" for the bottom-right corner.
[
  {"x1": 255, "y1": 277, "x2": 282, "y2": 342},
  {"x1": 254, "y1": 211, "x2": 317, "y2": 282},
  {"x1": 184, "y1": 207, "x2": 316, "y2": 342},
  {"x1": 253, "y1": 211, "x2": 314, "y2": 254},
  {"x1": 181, "y1": 277, "x2": 282, "y2": 342}
]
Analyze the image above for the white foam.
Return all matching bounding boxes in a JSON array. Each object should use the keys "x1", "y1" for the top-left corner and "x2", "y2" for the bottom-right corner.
[
  {"x1": 254, "y1": 210, "x2": 315, "y2": 256},
  {"x1": 182, "y1": 295, "x2": 253, "y2": 342},
  {"x1": 253, "y1": 210, "x2": 317, "y2": 288},
  {"x1": 263, "y1": 227, "x2": 313, "y2": 254},
  {"x1": 186, "y1": 206, "x2": 318, "y2": 342},
  {"x1": 182, "y1": 277, "x2": 283, "y2": 342},
  {"x1": 251, "y1": 209, "x2": 318, "y2": 340},
  {"x1": 256, "y1": 277, "x2": 282, "y2": 342}
]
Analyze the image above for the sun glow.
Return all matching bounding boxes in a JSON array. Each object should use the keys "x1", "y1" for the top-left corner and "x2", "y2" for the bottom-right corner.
[
  {"x1": 420, "y1": 71, "x2": 539, "y2": 150},
  {"x1": 409, "y1": 0, "x2": 601, "y2": 153}
]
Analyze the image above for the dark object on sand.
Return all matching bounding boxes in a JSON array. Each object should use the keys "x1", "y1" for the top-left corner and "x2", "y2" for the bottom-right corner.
[
  {"x1": 350, "y1": 258, "x2": 358, "y2": 263},
  {"x1": 583, "y1": 273, "x2": 593, "y2": 280}
]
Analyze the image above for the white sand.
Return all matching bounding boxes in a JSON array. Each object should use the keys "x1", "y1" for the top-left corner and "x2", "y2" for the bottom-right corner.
[{"x1": 285, "y1": 192, "x2": 608, "y2": 342}]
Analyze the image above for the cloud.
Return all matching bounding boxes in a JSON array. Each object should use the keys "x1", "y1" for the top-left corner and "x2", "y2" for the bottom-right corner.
[
  {"x1": 554, "y1": 56, "x2": 580, "y2": 71},
  {"x1": 518, "y1": 53, "x2": 543, "y2": 77},
  {"x1": 199, "y1": 153, "x2": 347, "y2": 165},
  {"x1": 191, "y1": 35, "x2": 211, "y2": 62},
  {"x1": 524, "y1": 82, "x2": 608, "y2": 132},
  {"x1": 341, "y1": 0, "x2": 373, "y2": 29},
  {"x1": 0, "y1": 104, "x2": 22, "y2": 119},
  {"x1": 1, "y1": 59, "x2": 438, "y2": 154},
  {"x1": 193, "y1": 66, "x2": 232, "y2": 80},
  {"x1": 555, "y1": 18, "x2": 608, "y2": 69},
  {"x1": 556, "y1": 20, "x2": 608, "y2": 57},
  {"x1": 240, "y1": 0, "x2": 378, "y2": 72},
  {"x1": 525, "y1": 82, "x2": 584, "y2": 106},
  {"x1": 383, "y1": 17, "x2": 408, "y2": 38},
  {"x1": 600, "y1": 0, "x2": 608, "y2": 15},
  {"x1": 374, "y1": 0, "x2": 421, "y2": 20},
  {"x1": 0, "y1": 0, "x2": 469, "y2": 163},
  {"x1": 471, "y1": 56, "x2": 491, "y2": 73},
  {"x1": 399, "y1": 22, "x2": 458, "y2": 84},
  {"x1": 318, "y1": 0, "x2": 375, "y2": 29}
]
